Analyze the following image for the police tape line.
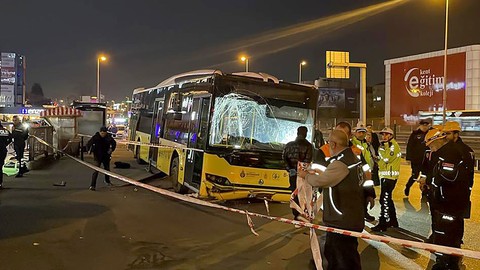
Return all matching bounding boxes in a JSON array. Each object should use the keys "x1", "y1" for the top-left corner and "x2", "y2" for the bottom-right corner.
[
  {"x1": 116, "y1": 139, "x2": 204, "y2": 152},
  {"x1": 31, "y1": 135, "x2": 480, "y2": 260}
]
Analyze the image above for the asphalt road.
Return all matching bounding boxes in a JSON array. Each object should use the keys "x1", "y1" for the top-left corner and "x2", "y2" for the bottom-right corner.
[{"x1": 0, "y1": 146, "x2": 479, "y2": 270}]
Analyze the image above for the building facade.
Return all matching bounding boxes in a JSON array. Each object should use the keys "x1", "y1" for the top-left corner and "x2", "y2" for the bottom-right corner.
[
  {"x1": 0, "y1": 52, "x2": 26, "y2": 107},
  {"x1": 384, "y1": 45, "x2": 480, "y2": 126}
]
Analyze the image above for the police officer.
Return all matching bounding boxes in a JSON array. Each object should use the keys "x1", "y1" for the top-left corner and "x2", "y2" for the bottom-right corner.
[
  {"x1": 352, "y1": 123, "x2": 376, "y2": 221},
  {"x1": 423, "y1": 128, "x2": 469, "y2": 270},
  {"x1": 0, "y1": 122, "x2": 13, "y2": 189},
  {"x1": 283, "y1": 126, "x2": 313, "y2": 221},
  {"x1": 12, "y1": 116, "x2": 29, "y2": 177},
  {"x1": 404, "y1": 119, "x2": 430, "y2": 196},
  {"x1": 372, "y1": 127, "x2": 401, "y2": 232}
]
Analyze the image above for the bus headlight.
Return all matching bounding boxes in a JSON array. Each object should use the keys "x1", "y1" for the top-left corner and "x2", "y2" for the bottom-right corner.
[{"x1": 205, "y1": 173, "x2": 232, "y2": 186}]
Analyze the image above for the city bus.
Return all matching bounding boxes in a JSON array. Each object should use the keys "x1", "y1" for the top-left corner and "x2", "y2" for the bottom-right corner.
[{"x1": 129, "y1": 70, "x2": 318, "y2": 201}]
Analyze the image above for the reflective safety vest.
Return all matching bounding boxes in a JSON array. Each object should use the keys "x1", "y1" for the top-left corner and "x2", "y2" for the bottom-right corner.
[
  {"x1": 351, "y1": 136, "x2": 373, "y2": 168},
  {"x1": 378, "y1": 139, "x2": 401, "y2": 180},
  {"x1": 322, "y1": 148, "x2": 366, "y2": 232}
]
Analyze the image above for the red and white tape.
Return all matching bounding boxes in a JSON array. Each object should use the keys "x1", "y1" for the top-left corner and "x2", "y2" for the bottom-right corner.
[{"x1": 32, "y1": 135, "x2": 480, "y2": 260}]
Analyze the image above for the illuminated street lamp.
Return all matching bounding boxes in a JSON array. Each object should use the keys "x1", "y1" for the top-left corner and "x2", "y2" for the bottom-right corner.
[
  {"x1": 299, "y1": 60, "x2": 307, "y2": 83},
  {"x1": 97, "y1": 55, "x2": 107, "y2": 103},
  {"x1": 240, "y1": 56, "x2": 249, "y2": 72},
  {"x1": 441, "y1": 0, "x2": 449, "y2": 124}
]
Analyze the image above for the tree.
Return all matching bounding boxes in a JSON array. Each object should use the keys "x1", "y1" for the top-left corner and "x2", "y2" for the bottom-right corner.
[{"x1": 28, "y1": 83, "x2": 52, "y2": 106}]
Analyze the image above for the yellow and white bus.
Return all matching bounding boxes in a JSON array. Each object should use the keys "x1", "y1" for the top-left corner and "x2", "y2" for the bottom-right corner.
[{"x1": 129, "y1": 70, "x2": 318, "y2": 201}]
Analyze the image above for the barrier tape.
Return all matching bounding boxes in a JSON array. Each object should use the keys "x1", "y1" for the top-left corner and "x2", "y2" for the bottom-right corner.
[
  {"x1": 31, "y1": 135, "x2": 480, "y2": 261},
  {"x1": 117, "y1": 139, "x2": 204, "y2": 152}
]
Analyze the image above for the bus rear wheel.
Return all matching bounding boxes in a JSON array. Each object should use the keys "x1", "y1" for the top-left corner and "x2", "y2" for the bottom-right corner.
[{"x1": 169, "y1": 157, "x2": 188, "y2": 194}]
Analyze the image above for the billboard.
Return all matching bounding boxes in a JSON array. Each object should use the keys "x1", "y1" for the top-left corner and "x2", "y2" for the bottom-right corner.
[
  {"x1": 0, "y1": 52, "x2": 18, "y2": 107},
  {"x1": 390, "y1": 52, "x2": 466, "y2": 122},
  {"x1": 318, "y1": 88, "x2": 345, "y2": 108}
]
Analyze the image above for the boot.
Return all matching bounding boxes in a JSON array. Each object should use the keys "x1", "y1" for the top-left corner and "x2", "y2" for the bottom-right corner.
[
  {"x1": 387, "y1": 218, "x2": 399, "y2": 228},
  {"x1": 371, "y1": 219, "x2": 389, "y2": 232}
]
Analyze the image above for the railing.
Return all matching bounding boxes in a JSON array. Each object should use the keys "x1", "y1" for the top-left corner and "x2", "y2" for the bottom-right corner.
[{"x1": 28, "y1": 126, "x2": 54, "y2": 161}]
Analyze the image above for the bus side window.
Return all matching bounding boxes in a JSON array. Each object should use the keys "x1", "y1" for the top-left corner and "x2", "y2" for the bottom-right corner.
[{"x1": 197, "y1": 97, "x2": 211, "y2": 149}]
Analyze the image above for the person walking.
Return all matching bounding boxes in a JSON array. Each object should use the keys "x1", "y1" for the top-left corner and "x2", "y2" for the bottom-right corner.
[
  {"x1": 298, "y1": 130, "x2": 365, "y2": 270},
  {"x1": 12, "y1": 116, "x2": 29, "y2": 178},
  {"x1": 423, "y1": 128, "x2": 470, "y2": 270},
  {"x1": 87, "y1": 126, "x2": 116, "y2": 191},
  {"x1": 283, "y1": 126, "x2": 313, "y2": 222},
  {"x1": 404, "y1": 119, "x2": 430, "y2": 196},
  {"x1": 372, "y1": 127, "x2": 401, "y2": 232},
  {"x1": 0, "y1": 122, "x2": 12, "y2": 189}
]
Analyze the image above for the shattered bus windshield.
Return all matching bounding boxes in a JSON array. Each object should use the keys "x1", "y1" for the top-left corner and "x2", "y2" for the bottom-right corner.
[{"x1": 209, "y1": 92, "x2": 314, "y2": 151}]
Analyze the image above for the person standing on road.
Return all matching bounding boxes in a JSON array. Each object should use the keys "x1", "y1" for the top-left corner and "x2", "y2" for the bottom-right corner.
[
  {"x1": 366, "y1": 124, "x2": 381, "y2": 186},
  {"x1": 87, "y1": 126, "x2": 116, "y2": 191},
  {"x1": 298, "y1": 130, "x2": 365, "y2": 270},
  {"x1": 323, "y1": 122, "x2": 376, "y2": 222},
  {"x1": 404, "y1": 119, "x2": 430, "y2": 196},
  {"x1": 108, "y1": 123, "x2": 118, "y2": 138},
  {"x1": 0, "y1": 122, "x2": 12, "y2": 189},
  {"x1": 12, "y1": 116, "x2": 29, "y2": 178},
  {"x1": 372, "y1": 127, "x2": 401, "y2": 232},
  {"x1": 443, "y1": 121, "x2": 475, "y2": 220},
  {"x1": 283, "y1": 126, "x2": 313, "y2": 222},
  {"x1": 422, "y1": 128, "x2": 470, "y2": 270}
]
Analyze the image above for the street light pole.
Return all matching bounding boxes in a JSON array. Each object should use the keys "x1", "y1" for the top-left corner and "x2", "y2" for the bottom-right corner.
[
  {"x1": 299, "y1": 61, "x2": 306, "y2": 83},
  {"x1": 241, "y1": 56, "x2": 249, "y2": 72},
  {"x1": 96, "y1": 55, "x2": 107, "y2": 103},
  {"x1": 442, "y1": 0, "x2": 449, "y2": 124}
]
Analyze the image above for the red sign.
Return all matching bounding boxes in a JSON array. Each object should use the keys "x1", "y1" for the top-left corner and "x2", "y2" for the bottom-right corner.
[{"x1": 390, "y1": 52, "x2": 466, "y2": 123}]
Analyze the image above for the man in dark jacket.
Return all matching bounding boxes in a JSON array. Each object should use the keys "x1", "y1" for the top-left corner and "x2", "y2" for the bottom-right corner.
[
  {"x1": 299, "y1": 130, "x2": 365, "y2": 270},
  {"x1": 283, "y1": 126, "x2": 313, "y2": 221},
  {"x1": 12, "y1": 116, "x2": 29, "y2": 177},
  {"x1": 87, "y1": 126, "x2": 116, "y2": 190},
  {"x1": 0, "y1": 122, "x2": 12, "y2": 188},
  {"x1": 423, "y1": 128, "x2": 470, "y2": 270},
  {"x1": 404, "y1": 119, "x2": 430, "y2": 196},
  {"x1": 443, "y1": 121, "x2": 475, "y2": 220}
]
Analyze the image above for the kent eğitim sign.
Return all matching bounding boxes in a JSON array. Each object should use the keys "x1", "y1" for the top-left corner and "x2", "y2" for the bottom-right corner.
[{"x1": 390, "y1": 52, "x2": 466, "y2": 122}]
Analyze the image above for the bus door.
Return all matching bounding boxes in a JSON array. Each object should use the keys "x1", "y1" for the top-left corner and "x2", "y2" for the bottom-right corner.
[
  {"x1": 184, "y1": 94, "x2": 211, "y2": 190},
  {"x1": 149, "y1": 98, "x2": 164, "y2": 167}
]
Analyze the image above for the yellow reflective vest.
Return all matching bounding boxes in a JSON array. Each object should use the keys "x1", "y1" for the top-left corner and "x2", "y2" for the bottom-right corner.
[{"x1": 378, "y1": 139, "x2": 401, "y2": 180}]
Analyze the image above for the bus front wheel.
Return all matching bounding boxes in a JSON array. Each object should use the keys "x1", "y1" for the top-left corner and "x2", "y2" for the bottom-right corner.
[{"x1": 169, "y1": 157, "x2": 188, "y2": 194}]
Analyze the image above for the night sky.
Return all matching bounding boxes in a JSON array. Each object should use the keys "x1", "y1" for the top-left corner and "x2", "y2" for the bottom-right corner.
[{"x1": 2, "y1": 0, "x2": 480, "y2": 101}]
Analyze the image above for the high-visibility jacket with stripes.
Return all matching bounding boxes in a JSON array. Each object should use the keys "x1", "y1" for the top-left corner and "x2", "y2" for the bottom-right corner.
[{"x1": 378, "y1": 139, "x2": 402, "y2": 180}]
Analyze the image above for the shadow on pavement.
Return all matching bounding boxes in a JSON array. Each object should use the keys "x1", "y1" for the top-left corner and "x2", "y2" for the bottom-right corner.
[{"x1": 0, "y1": 201, "x2": 108, "y2": 240}]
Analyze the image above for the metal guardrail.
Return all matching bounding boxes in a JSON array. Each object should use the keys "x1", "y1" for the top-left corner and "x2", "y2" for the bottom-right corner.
[{"x1": 28, "y1": 126, "x2": 54, "y2": 161}]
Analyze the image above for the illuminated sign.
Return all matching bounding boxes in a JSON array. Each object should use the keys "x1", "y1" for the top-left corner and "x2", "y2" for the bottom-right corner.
[
  {"x1": 390, "y1": 52, "x2": 466, "y2": 122},
  {"x1": 20, "y1": 108, "x2": 45, "y2": 115}
]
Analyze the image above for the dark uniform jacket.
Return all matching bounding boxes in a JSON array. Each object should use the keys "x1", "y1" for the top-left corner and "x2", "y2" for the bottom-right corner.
[
  {"x1": 429, "y1": 141, "x2": 470, "y2": 216},
  {"x1": 12, "y1": 123, "x2": 28, "y2": 147},
  {"x1": 406, "y1": 129, "x2": 428, "y2": 164},
  {"x1": 86, "y1": 132, "x2": 116, "y2": 161},
  {"x1": 455, "y1": 138, "x2": 475, "y2": 189},
  {"x1": 316, "y1": 148, "x2": 365, "y2": 232},
  {"x1": 283, "y1": 136, "x2": 313, "y2": 172},
  {"x1": 0, "y1": 127, "x2": 12, "y2": 152}
]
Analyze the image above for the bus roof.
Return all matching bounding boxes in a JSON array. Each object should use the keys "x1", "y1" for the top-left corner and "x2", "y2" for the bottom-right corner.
[{"x1": 132, "y1": 69, "x2": 317, "y2": 95}]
